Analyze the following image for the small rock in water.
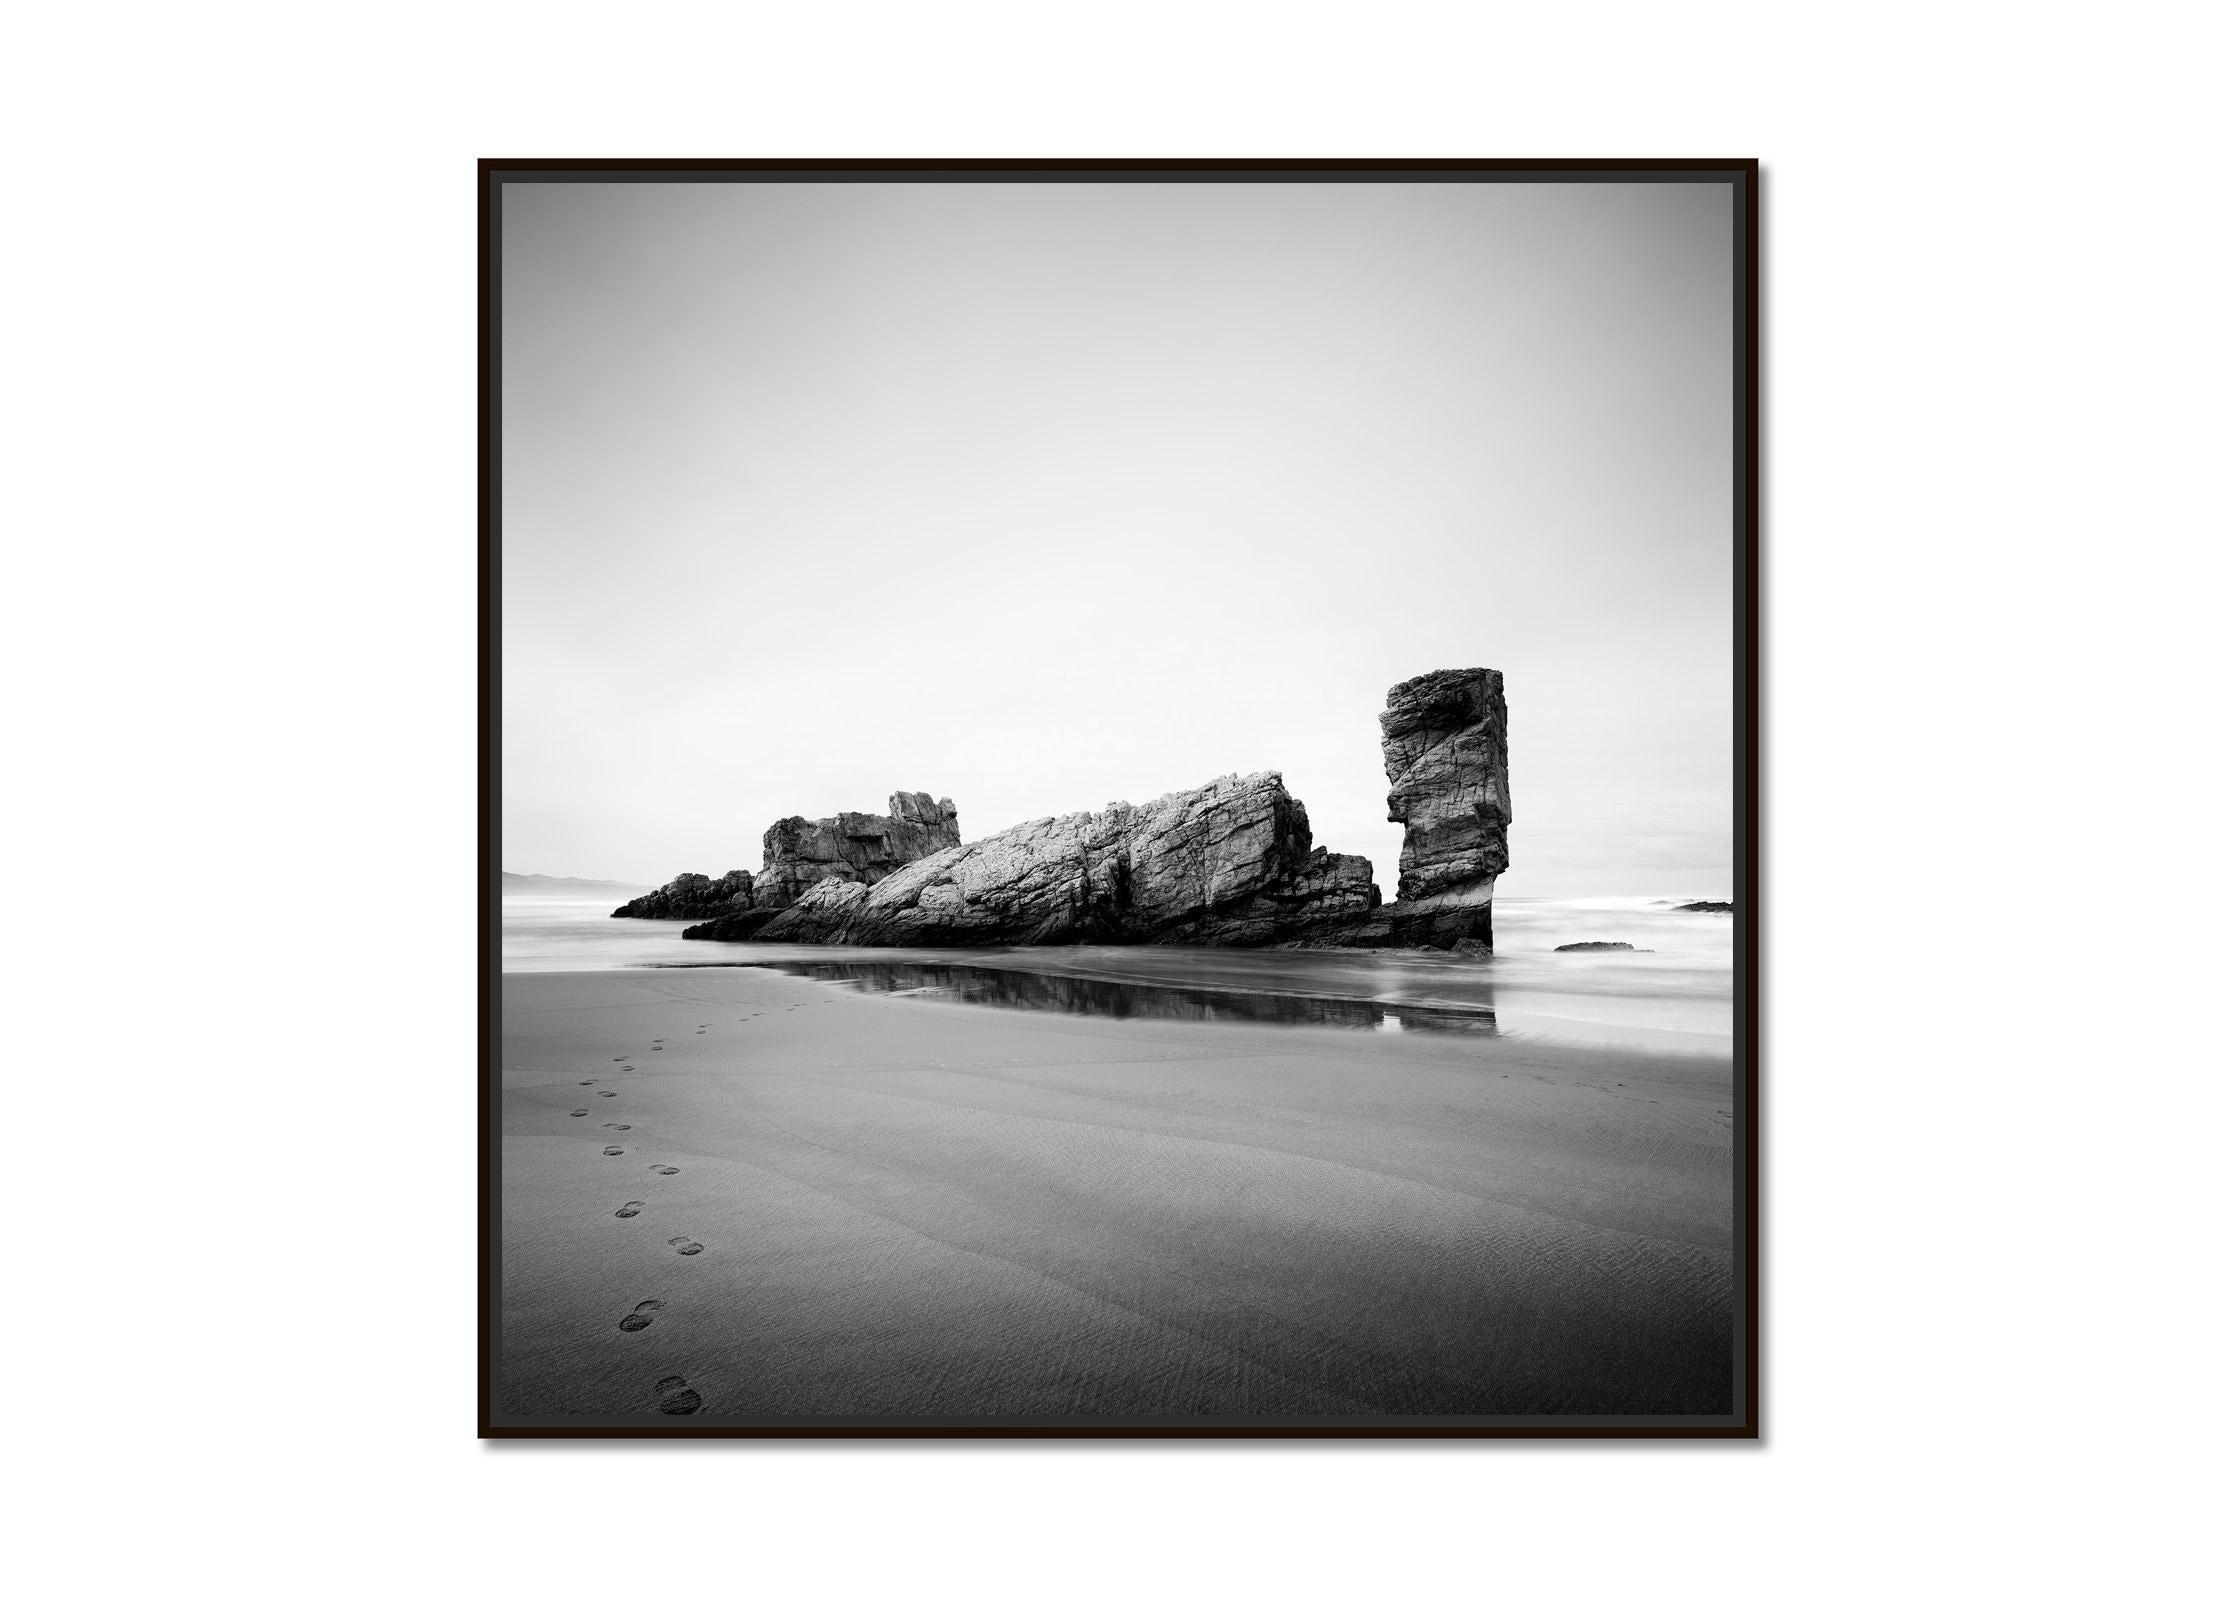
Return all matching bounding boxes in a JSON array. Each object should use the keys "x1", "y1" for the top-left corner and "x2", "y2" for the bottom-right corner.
[
  {"x1": 1556, "y1": 940, "x2": 1635, "y2": 952},
  {"x1": 1674, "y1": 900, "x2": 1733, "y2": 914},
  {"x1": 1449, "y1": 938, "x2": 1491, "y2": 959}
]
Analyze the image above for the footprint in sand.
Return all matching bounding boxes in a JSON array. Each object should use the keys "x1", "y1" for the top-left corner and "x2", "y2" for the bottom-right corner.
[
  {"x1": 653, "y1": 1038, "x2": 666, "y2": 1043},
  {"x1": 667, "y1": 1236, "x2": 704, "y2": 1256},
  {"x1": 580, "y1": 1080, "x2": 596, "y2": 1086},
  {"x1": 602, "y1": 1145, "x2": 625, "y2": 1155},
  {"x1": 613, "y1": 1058, "x2": 627, "y2": 1063},
  {"x1": 602, "y1": 1122, "x2": 631, "y2": 1130},
  {"x1": 649, "y1": 1165, "x2": 679, "y2": 1175},
  {"x1": 618, "y1": 1298, "x2": 664, "y2": 1332},
  {"x1": 569, "y1": 1109, "x2": 588, "y2": 1118},
  {"x1": 597, "y1": 1091, "x2": 618, "y2": 1098},
  {"x1": 615, "y1": 1201, "x2": 646, "y2": 1218},
  {"x1": 651, "y1": 1047, "x2": 663, "y2": 1051},
  {"x1": 621, "y1": 1066, "x2": 635, "y2": 1072},
  {"x1": 653, "y1": 1375, "x2": 701, "y2": 1415}
]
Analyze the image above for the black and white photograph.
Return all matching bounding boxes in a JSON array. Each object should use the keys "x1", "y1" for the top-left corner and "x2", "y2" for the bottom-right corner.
[
  {"x1": 18, "y1": 0, "x2": 2240, "y2": 1591},
  {"x1": 484, "y1": 162, "x2": 1756, "y2": 1434}
]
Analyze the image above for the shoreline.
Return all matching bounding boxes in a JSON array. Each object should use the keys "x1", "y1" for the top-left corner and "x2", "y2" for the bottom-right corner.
[{"x1": 505, "y1": 911, "x2": 1735, "y2": 1052}]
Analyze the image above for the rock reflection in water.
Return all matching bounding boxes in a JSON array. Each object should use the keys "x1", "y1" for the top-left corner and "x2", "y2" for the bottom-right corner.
[{"x1": 745, "y1": 959, "x2": 1497, "y2": 1034}]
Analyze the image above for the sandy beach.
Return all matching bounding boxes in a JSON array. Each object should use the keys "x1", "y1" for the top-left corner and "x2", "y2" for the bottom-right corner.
[{"x1": 496, "y1": 964, "x2": 1733, "y2": 1423}]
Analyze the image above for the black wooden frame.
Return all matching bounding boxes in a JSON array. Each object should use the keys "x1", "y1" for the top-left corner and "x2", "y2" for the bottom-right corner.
[{"x1": 479, "y1": 158, "x2": 1760, "y2": 1440}]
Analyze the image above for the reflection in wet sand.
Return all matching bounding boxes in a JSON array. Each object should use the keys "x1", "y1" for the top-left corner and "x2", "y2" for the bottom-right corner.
[
  {"x1": 510, "y1": 896, "x2": 1729, "y2": 1045},
  {"x1": 723, "y1": 959, "x2": 1499, "y2": 1034}
]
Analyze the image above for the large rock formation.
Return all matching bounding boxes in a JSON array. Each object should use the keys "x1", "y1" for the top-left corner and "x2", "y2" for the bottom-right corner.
[
  {"x1": 683, "y1": 772, "x2": 1379, "y2": 948},
  {"x1": 751, "y1": 791, "x2": 961, "y2": 908},
  {"x1": 1384, "y1": 668, "x2": 1510, "y2": 898},
  {"x1": 611, "y1": 791, "x2": 959, "y2": 923},
  {"x1": 676, "y1": 669, "x2": 1507, "y2": 951},
  {"x1": 610, "y1": 869, "x2": 760, "y2": 920}
]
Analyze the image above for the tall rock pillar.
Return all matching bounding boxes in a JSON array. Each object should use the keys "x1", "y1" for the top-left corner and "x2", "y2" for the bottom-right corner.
[{"x1": 1377, "y1": 667, "x2": 1508, "y2": 943}]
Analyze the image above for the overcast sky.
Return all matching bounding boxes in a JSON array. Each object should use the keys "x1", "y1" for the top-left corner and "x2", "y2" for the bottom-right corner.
[{"x1": 501, "y1": 178, "x2": 1733, "y2": 899}]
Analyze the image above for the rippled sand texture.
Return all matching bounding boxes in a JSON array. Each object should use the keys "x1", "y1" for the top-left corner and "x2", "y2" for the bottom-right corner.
[{"x1": 496, "y1": 968, "x2": 1734, "y2": 1421}]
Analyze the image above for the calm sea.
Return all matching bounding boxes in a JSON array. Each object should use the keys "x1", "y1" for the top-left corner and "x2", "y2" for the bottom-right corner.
[{"x1": 501, "y1": 892, "x2": 1734, "y2": 1053}]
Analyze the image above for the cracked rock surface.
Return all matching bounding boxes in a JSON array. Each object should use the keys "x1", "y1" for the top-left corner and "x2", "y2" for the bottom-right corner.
[
  {"x1": 688, "y1": 772, "x2": 1379, "y2": 948},
  {"x1": 674, "y1": 669, "x2": 1508, "y2": 951},
  {"x1": 751, "y1": 791, "x2": 961, "y2": 909},
  {"x1": 608, "y1": 868, "x2": 761, "y2": 921},
  {"x1": 1379, "y1": 667, "x2": 1510, "y2": 904},
  {"x1": 614, "y1": 791, "x2": 958, "y2": 921}
]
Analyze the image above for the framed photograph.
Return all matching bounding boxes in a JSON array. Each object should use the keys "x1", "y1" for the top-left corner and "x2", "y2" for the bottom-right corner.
[{"x1": 481, "y1": 159, "x2": 1758, "y2": 1438}]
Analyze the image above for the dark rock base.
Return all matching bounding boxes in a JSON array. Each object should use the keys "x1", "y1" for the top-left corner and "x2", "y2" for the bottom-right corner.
[
  {"x1": 1290, "y1": 899, "x2": 1491, "y2": 951},
  {"x1": 679, "y1": 907, "x2": 781, "y2": 941},
  {"x1": 610, "y1": 869, "x2": 759, "y2": 920}
]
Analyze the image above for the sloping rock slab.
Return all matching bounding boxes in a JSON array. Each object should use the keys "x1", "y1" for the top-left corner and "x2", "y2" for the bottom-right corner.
[{"x1": 688, "y1": 772, "x2": 1378, "y2": 948}]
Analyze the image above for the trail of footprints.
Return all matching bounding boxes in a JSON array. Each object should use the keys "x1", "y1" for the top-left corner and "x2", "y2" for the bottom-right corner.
[{"x1": 559, "y1": 1009, "x2": 777, "y2": 1416}]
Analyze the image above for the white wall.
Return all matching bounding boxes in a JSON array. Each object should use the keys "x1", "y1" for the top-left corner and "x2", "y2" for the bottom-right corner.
[{"x1": 6, "y1": 3, "x2": 2232, "y2": 1596}]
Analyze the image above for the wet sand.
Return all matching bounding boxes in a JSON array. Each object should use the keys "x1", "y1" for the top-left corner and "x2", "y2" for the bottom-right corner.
[{"x1": 496, "y1": 966, "x2": 1734, "y2": 1422}]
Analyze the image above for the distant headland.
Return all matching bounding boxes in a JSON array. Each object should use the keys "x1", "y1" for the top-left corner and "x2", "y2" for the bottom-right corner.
[
  {"x1": 617, "y1": 668, "x2": 1510, "y2": 952},
  {"x1": 503, "y1": 871, "x2": 653, "y2": 898}
]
